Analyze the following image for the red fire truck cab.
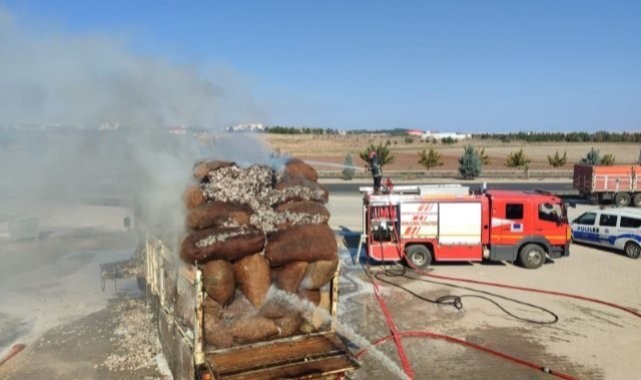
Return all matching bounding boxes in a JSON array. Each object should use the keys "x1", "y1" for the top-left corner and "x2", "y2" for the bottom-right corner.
[{"x1": 361, "y1": 186, "x2": 571, "y2": 269}]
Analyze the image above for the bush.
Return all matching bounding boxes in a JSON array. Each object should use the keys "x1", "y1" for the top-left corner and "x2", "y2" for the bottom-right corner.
[
  {"x1": 359, "y1": 141, "x2": 395, "y2": 166},
  {"x1": 601, "y1": 153, "x2": 616, "y2": 165},
  {"x1": 547, "y1": 151, "x2": 567, "y2": 167},
  {"x1": 505, "y1": 148, "x2": 531, "y2": 168},
  {"x1": 458, "y1": 144, "x2": 482, "y2": 179},
  {"x1": 475, "y1": 147, "x2": 490, "y2": 165},
  {"x1": 418, "y1": 148, "x2": 443, "y2": 171},
  {"x1": 341, "y1": 154, "x2": 356, "y2": 180},
  {"x1": 580, "y1": 147, "x2": 601, "y2": 165}
]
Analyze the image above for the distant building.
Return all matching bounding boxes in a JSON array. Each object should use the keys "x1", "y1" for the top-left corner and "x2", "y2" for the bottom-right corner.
[
  {"x1": 99, "y1": 122, "x2": 120, "y2": 131},
  {"x1": 227, "y1": 123, "x2": 265, "y2": 132},
  {"x1": 169, "y1": 126, "x2": 187, "y2": 135},
  {"x1": 406, "y1": 129, "x2": 423, "y2": 137},
  {"x1": 421, "y1": 131, "x2": 471, "y2": 141}
]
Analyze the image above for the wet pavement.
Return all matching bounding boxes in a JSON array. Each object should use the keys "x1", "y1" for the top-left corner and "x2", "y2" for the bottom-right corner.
[{"x1": 328, "y1": 197, "x2": 640, "y2": 379}]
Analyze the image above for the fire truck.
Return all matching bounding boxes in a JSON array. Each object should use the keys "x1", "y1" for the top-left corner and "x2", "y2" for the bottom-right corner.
[{"x1": 359, "y1": 185, "x2": 572, "y2": 269}]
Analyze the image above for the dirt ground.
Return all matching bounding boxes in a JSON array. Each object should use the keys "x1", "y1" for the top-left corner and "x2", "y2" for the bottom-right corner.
[
  {"x1": 262, "y1": 134, "x2": 641, "y2": 172},
  {"x1": 1, "y1": 188, "x2": 640, "y2": 380}
]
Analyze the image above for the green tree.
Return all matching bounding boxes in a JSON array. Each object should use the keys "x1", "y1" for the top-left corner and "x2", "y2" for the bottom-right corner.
[
  {"x1": 418, "y1": 148, "x2": 443, "y2": 171},
  {"x1": 580, "y1": 147, "x2": 601, "y2": 165},
  {"x1": 441, "y1": 136, "x2": 456, "y2": 145},
  {"x1": 547, "y1": 151, "x2": 567, "y2": 167},
  {"x1": 601, "y1": 153, "x2": 616, "y2": 165},
  {"x1": 341, "y1": 153, "x2": 356, "y2": 180},
  {"x1": 458, "y1": 144, "x2": 482, "y2": 179},
  {"x1": 359, "y1": 141, "x2": 395, "y2": 167},
  {"x1": 505, "y1": 148, "x2": 531, "y2": 167}
]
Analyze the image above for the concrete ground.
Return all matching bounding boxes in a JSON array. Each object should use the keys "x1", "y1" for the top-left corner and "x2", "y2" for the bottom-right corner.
[
  {"x1": 1, "y1": 191, "x2": 640, "y2": 380},
  {"x1": 327, "y1": 193, "x2": 641, "y2": 380},
  {"x1": 0, "y1": 201, "x2": 170, "y2": 380}
]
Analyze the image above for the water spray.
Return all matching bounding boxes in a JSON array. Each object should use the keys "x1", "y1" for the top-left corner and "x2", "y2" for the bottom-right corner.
[
  {"x1": 270, "y1": 288, "x2": 410, "y2": 380},
  {"x1": 303, "y1": 160, "x2": 368, "y2": 172}
]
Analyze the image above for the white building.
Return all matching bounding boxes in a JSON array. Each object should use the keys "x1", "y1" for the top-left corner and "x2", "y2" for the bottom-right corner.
[
  {"x1": 227, "y1": 123, "x2": 265, "y2": 132},
  {"x1": 421, "y1": 131, "x2": 471, "y2": 141}
]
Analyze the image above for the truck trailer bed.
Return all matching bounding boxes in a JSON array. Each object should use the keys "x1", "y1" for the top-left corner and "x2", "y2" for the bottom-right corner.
[{"x1": 206, "y1": 333, "x2": 356, "y2": 379}]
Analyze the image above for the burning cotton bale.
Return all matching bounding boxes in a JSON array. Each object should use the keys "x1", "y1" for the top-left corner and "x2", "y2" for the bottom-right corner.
[
  {"x1": 229, "y1": 317, "x2": 280, "y2": 344},
  {"x1": 202, "y1": 164, "x2": 274, "y2": 209},
  {"x1": 180, "y1": 157, "x2": 339, "y2": 348},
  {"x1": 233, "y1": 253, "x2": 271, "y2": 306},
  {"x1": 202, "y1": 260, "x2": 236, "y2": 305},
  {"x1": 274, "y1": 201, "x2": 330, "y2": 229},
  {"x1": 278, "y1": 158, "x2": 319, "y2": 183},
  {"x1": 273, "y1": 261, "x2": 309, "y2": 293},
  {"x1": 298, "y1": 289, "x2": 321, "y2": 305},
  {"x1": 273, "y1": 176, "x2": 329, "y2": 205},
  {"x1": 184, "y1": 184, "x2": 205, "y2": 209},
  {"x1": 203, "y1": 296, "x2": 234, "y2": 348},
  {"x1": 180, "y1": 227, "x2": 265, "y2": 263},
  {"x1": 300, "y1": 258, "x2": 339, "y2": 290},
  {"x1": 265, "y1": 224, "x2": 338, "y2": 266},
  {"x1": 186, "y1": 201, "x2": 252, "y2": 230},
  {"x1": 192, "y1": 160, "x2": 235, "y2": 182},
  {"x1": 275, "y1": 200, "x2": 330, "y2": 218}
]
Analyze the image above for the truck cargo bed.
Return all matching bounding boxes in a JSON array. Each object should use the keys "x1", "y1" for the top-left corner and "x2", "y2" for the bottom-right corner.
[
  {"x1": 207, "y1": 333, "x2": 356, "y2": 379},
  {"x1": 145, "y1": 237, "x2": 357, "y2": 379},
  {"x1": 573, "y1": 164, "x2": 641, "y2": 194}
]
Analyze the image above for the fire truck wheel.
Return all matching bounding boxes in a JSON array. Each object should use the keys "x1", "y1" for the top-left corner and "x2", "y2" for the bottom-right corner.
[
  {"x1": 405, "y1": 245, "x2": 432, "y2": 269},
  {"x1": 518, "y1": 244, "x2": 546, "y2": 269},
  {"x1": 633, "y1": 194, "x2": 641, "y2": 208},
  {"x1": 624, "y1": 241, "x2": 641, "y2": 259},
  {"x1": 614, "y1": 192, "x2": 631, "y2": 207}
]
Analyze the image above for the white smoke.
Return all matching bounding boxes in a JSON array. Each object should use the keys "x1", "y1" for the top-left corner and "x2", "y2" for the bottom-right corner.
[
  {"x1": 0, "y1": 7, "x2": 274, "y2": 241},
  {"x1": 0, "y1": 7, "x2": 227, "y2": 128}
]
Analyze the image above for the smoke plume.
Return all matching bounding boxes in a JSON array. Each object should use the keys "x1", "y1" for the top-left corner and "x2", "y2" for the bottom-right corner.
[{"x1": 0, "y1": 7, "x2": 273, "y2": 244}]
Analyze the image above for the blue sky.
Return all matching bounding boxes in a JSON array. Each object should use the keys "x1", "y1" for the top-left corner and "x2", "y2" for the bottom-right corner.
[{"x1": 3, "y1": 0, "x2": 640, "y2": 132}]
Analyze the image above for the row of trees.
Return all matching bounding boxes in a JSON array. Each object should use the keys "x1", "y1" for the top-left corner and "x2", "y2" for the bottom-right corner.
[
  {"x1": 341, "y1": 145, "x2": 638, "y2": 180},
  {"x1": 478, "y1": 131, "x2": 641, "y2": 143},
  {"x1": 265, "y1": 126, "x2": 339, "y2": 135},
  {"x1": 262, "y1": 127, "x2": 641, "y2": 144}
]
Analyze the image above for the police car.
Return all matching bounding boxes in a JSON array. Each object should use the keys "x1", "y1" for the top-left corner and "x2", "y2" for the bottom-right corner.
[{"x1": 571, "y1": 207, "x2": 641, "y2": 259}]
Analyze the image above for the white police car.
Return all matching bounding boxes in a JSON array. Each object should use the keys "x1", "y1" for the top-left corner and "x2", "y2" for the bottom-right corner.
[{"x1": 571, "y1": 207, "x2": 641, "y2": 259}]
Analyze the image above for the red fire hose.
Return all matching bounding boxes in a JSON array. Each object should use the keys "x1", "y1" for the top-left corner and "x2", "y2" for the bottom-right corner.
[
  {"x1": 361, "y1": 261, "x2": 579, "y2": 380},
  {"x1": 0, "y1": 344, "x2": 26, "y2": 366},
  {"x1": 357, "y1": 195, "x2": 638, "y2": 379}
]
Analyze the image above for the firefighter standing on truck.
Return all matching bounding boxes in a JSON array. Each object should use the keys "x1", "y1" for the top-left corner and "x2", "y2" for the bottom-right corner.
[{"x1": 368, "y1": 151, "x2": 383, "y2": 194}]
